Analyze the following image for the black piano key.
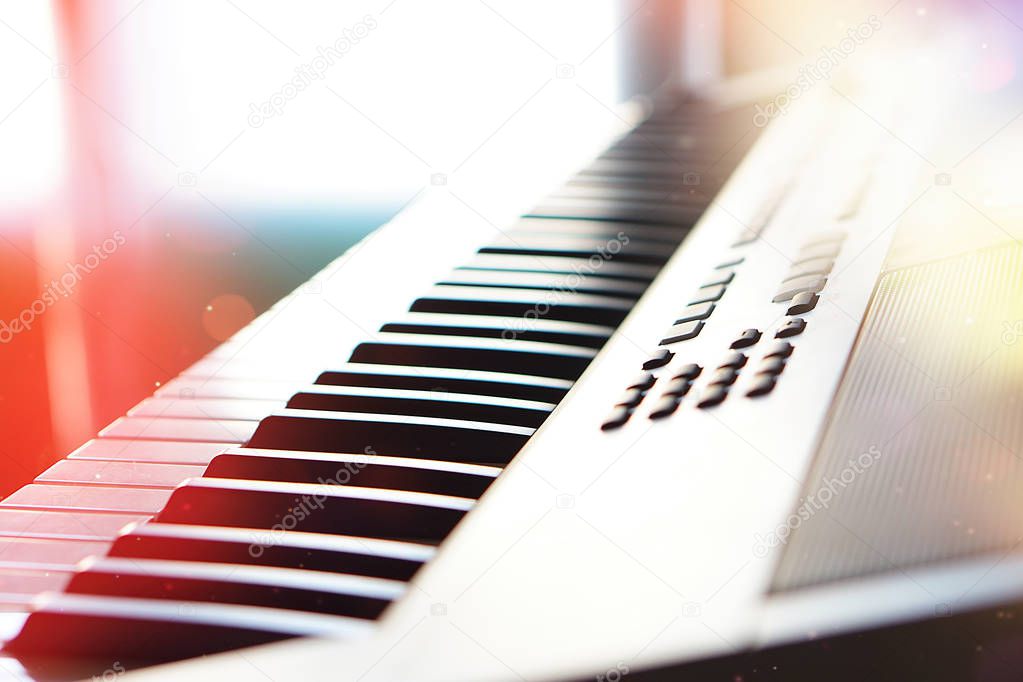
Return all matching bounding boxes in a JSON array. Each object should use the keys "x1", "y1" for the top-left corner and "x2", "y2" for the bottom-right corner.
[
  {"x1": 0, "y1": 568, "x2": 71, "y2": 598},
  {"x1": 578, "y1": 158, "x2": 707, "y2": 180},
  {"x1": 108, "y1": 522, "x2": 433, "y2": 580},
  {"x1": 205, "y1": 447, "x2": 499, "y2": 497},
  {"x1": 8, "y1": 593, "x2": 368, "y2": 662},
  {"x1": 525, "y1": 200, "x2": 700, "y2": 228},
  {"x1": 380, "y1": 320, "x2": 609, "y2": 349},
  {"x1": 436, "y1": 269, "x2": 647, "y2": 298},
  {"x1": 1, "y1": 484, "x2": 171, "y2": 514},
  {"x1": 479, "y1": 233, "x2": 671, "y2": 264},
  {"x1": 64, "y1": 557, "x2": 402, "y2": 619},
  {"x1": 155, "y1": 377, "x2": 303, "y2": 401},
  {"x1": 349, "y1": 339, "x2": 593, "y2": 382},
  {"x1": 600, "y1": 143, "x2": 727, "y2": 165},
  {"x1": 410, "y1": 289, "x2": 630, "y2": 327},
  {"x1": 99, "y1": 416, "x2": 258, "y2": 444},
  {"x1": 286, "y1": 389, "x2": 551, "y2": 428},
  {"x1": 315, "y1": 364, "x2": 571, "y2": 403},
  {"x1": 549, "y1": 183, "x2": 711, "y2": 207},
  {"x1": 246, "y1": 410, "x2": 531, "y2": 464},
  {"x1": 128, "y1": 397, "x2": 281, "y2": 421},
  {"x1": 36, "y1": 459, "x2": 205, "y2": 488},
  {"x1": 461, "y1": 253, "x2": 659, "y2": 281},
  {"x1": 69, "y1": 438, "x2": 229, "y2": 465},
  {"x1": 0, "y1": 538, "x2": 108, "y2": 571},
  {"x1": 155, "y1": 478, "x2": 471, "y2": 543},
  {"x1": 512, "y1": 217, "x2": 680, "y2": 243}
]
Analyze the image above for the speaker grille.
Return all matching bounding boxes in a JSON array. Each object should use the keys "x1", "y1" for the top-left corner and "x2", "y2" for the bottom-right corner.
[{"x1": 772, "y1": 243, "x2": 1023, "y2": 592}]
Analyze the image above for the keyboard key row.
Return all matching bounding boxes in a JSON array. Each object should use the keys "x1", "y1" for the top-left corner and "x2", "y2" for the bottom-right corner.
[{"x1": 4, "y1": 94, "x2": 763, "y2": 666}]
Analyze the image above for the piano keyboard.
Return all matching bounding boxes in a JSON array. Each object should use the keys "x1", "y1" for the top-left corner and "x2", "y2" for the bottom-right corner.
[{"x1": 2, "y1": 93, "x2": 761, "y2": 673}]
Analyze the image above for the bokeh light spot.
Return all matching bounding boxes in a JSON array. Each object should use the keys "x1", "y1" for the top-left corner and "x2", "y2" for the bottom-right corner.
[{"x1": 202, "y1": 294, "x2": 255, "y2": 341}]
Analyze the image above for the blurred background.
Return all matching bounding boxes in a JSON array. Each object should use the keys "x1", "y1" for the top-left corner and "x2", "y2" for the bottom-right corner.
[{"x1": 1, "y1": 0, "x2": 1019, "y2": 496}]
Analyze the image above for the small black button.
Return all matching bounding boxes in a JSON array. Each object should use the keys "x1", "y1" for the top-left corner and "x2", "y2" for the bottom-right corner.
[
  {"x1": 628, "y1": 373, "x2": 656, "y2": 391},
  {"x1": 772, "y1": 276, "x2": 826, "y2": 303},
  {"x1": 616, "y1": 388, "x2": 646, "y2": 408},
  {"x1": 718, "y1": 351, "x2": 748, "y2": 370},
  {"x1": 758, "y1": 356, "x2": 786, "y2": 375},
  {"x1": 642, "y1": 348, "x2": 674, "y2": 370},
  {"x1": 701, "y1": 269, "x2": 735, "y2": 287},
  {"x1": 746, "y1": 374, "x2": 777, "y2": 397},
  {"x1": 763, "y1": 341, "x2": 794, "y2": 359},
  {"x1": 775, "y1": 318, "x2": 806, "y2": 338},
  {"x1": 697, "y1": 384, "x2": 729, "y2": 408},
  {"x1": 688, "y1": 285, "x2": 726, "y2": 305},
  {"x1": 675, "y1": 302, "x2": 715, "y2": 324},
  {"x1": 662, "y1": 377, "x2": 693, "y2": 397},
  {"x1": 730, "y1": 329, "x2": 761, "y2": 349},
  {"x1": 708, "y1": 367, "x2": 739, "y2": 386},
  {"x1": 793, "y1": 243, "x2": 841, "y2": 264},
  {"x1": 782, "y1": 259, "x2": 833, "y2": 281},
  {"x1": 802, "y1": 230, "x2": 847, "y2": 248},
  {"x1": 649, "y1": 396, "x2": 680, "y2": 420},
  {"x1": 786, "y1": 291, "x2": 819, "y2": 315},
  {"x1": 660, "y1": 320, "x2": 704, "y2": 345},
  {"x1": 672, "y1": 363, "x2": 702, "y2": 381},
  {"x1": 732, "y1": 227, "x2": 760, "y2": 247},
  {"x1": 716, "y1": 257, "x2": 744, "y2": 269},
  {"x1": 601, "y1": 406, "x2": 633, "y2": 431}
]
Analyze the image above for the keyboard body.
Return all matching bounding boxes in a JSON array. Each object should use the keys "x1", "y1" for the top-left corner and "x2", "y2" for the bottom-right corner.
[
  {"x1": 7, "y1": 59, "x2": 1023, "y2": 681},
  {"x1": 203, "y1": 77, "x2": 930, "y2": 681}
]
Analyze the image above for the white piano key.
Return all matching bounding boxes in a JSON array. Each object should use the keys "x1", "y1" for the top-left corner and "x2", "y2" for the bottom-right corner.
[
  {"x1": 69, "y1": 438, "x2": 230, "y2": 465},
  {"x1": 155, "y1": 377, "x2": 303, "y2": 400},
  {"x1": 2, "y1": 484, "x2": 172, "y2": 514},
  {"x1": 181, "y1": 357, "x2": 321, "y2": 382},
  {"x1": 462, "y1": 252, "x2": 659, "y2": 280},
  {"x1": 0, "y1": 538, "x2": 108, "y2": 571},
  {"x1": 223, "y1": 447, "x2": 501, "y2": 479},
  {"x1": 118, "y1": 522, "x2": 437, "y2": 564},
  {"x1": 0, "y1": 613, "x2": 29, "y2": 641},
  {"x1": 99, "y1": 416, "x2": 258, "y2": 443},
  {"x1": 437, "y1": 270, "x2": 647, "y2": 296},
  {"x1": 177, "y1": 477, "x2": 475, "y2": 511},
  {"x1": 36, "y1": 460, "x2": 205, "y2": 488},
  {"x1": 317, "y1": 362, "x2": 574, "y2": 392},
  {"x1": 16, "y1": 592, "x2": 374, "y2": 639},
  {"x1": 388, "y1": 311, "x2": 614, "y2": 334},
  {"x1": 128, "y1": 397, "x2": 283, "y2": 421},
  {"x1": 0, "y1": 569, "x2": 71, "y2": 596},
  {"x1": 0, "y1": 509, "x2": 146, "y2": 540},
  {"x1": 289, "y1": 385, "x2": 556, "y2": 413},
  {"x1": 77, "y1": 556, "x2": 407, "y2": 602},
  {"x1": 514, "y1": 216, "x2": 680, "y2": 243}
]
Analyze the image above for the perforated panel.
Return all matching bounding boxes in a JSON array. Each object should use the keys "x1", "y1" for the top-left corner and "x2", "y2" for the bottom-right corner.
[{"x1": 773, "y1": 243, "x2": 1023, "y2": 592}]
